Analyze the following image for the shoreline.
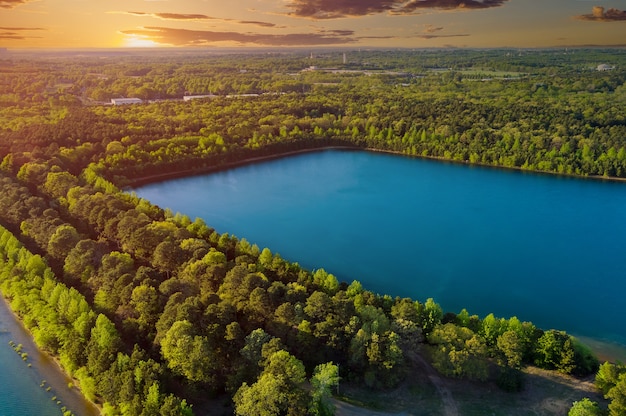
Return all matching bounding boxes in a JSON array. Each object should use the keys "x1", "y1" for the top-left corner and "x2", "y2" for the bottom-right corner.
[
  {"x1": 0, "y1": 292, "x2": 101, "y2": 416},
  {"x1": 125, "y1": 145, "x2": 360, "y2": 188},
  {"x1": 573, "y1": 334, "x2": 626, "y2": 364},
  {"x1": 125, "y1": 145, "x2": 626, "y2": 189},
  {"x1": 129, "y1": 146, "x2": 626, "y2": 364}
]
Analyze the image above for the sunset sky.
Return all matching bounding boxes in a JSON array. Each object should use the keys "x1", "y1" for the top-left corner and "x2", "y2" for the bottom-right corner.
[{"x1": 0, "y1": 0, "x2": 625, "y2": 49}]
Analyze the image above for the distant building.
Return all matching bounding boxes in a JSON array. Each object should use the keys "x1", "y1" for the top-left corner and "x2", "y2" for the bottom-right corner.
[
  {"x1": 183, "y1": 95, "x2": 217, "y2": 101},
  {"x1": 597, "y1": 64, "x2": 614, "y2": 71},
  {"x1": 111, "y1": 98, "x2": 143, "y2": 105},
  {"x1": 225, "y1": 94, "x2": 260, "y2": 98}
]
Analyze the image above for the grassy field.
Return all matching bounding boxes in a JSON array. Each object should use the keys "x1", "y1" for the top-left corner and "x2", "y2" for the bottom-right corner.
[{"x1": 336, "y1": 363, "x2": 606, "y2": 416}]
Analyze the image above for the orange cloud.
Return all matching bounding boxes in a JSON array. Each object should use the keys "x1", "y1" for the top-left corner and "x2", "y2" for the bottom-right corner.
[
  {"x1": 0, "y1": 26, "x2": 45, "y2": 30},
  {"x1": 576, "y1": 6, "x2": 626, "y2": 22},
  {"x1": 121, "y1": 26, "x2": 356, "y2": 46},
  {"x1": 123, "y1": 11, "x2": 285, "y2": 28},
  {"x1": 423, "y1": 25, "x2": 444, "y2": 33},
  {"x1": 416, "y1": 33, "x2": 469, "y2": 39},
  {"x1": 126, "y1": 12, "x2": 216, "y2": 20},
  {"x1": 0, "y1": 0, "x2": 35, "y2": 9},
  {"x1": 286, "y1": 0, "x2": 509, "y2": 19},
  {"x1": 0, "y1": 26, "x2": 45, "y2": 40},
  {"x1": 238, "y1": 20, "x2": 280, "y2": 28}
]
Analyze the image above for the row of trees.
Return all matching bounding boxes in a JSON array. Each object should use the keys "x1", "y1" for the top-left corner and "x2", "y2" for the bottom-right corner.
[{"x1": 0, "y1": 224, "x2": 193, "y2": 415}]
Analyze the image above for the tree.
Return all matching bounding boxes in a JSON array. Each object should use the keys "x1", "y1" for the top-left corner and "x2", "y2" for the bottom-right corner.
[
  {"x1": 234, "y1": 350, "x2": 308, "y2": 416},
  {"x1": 86, "y1": 313, "x2": 121, "y2": 374},
  {"x1": 421, "y1": 298, "x2": 443, "y2": 334},
  {"x1": 596, "y1": 362, "x2": 625, "y2": 395},
  {"x1": 43, "y1": 171, "x2": 79, "y2": 199},
  {"x1": 428, "y1": 323, "x2": 488, "y2": 381},
  {"x1": 310, "y1": 362, "x2": 340, "y2": 416},
  {"x1": 160, "y1": 320, "x2": 215, "y2": 383},
  {"x1": 496, "y1": 330, "x2": 524, "y2": 368},
  {"x1": 313, "y1": 269, "x2": 339, "y2": 294},
  {"x1": 534, "y1": 330, "x2": 576, "y2": 374},
  {"x1": 568, "y1": 398, "x2": 602, "y2": 416},
  {"x1": 607, "y1": 373, "x2": 626, "y2": 416},
  {"x1": 47, "y1": 224, "x2": 81, "y2": 261},
  {"x1": 63, "y1": 239, "x2": 107, "y2": 285},
  {"x1": 234, "y1": 373, "x2": 287, "y2": 416},
  {"x1": 152, "y1": 239, "x2": 185, "y2": 277},
  {"x1": 130, "y1": 283, "x2": 160, "y2": 332}
]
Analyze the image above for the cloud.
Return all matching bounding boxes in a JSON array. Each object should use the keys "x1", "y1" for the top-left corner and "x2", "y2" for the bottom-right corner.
[
  {"x1": 286, "y1": 0, "x2": 509, "y2": 19},
  {"x1": 415, "y1": 33, "x2": 470, "y2": 39},
  {"x1": 125, "y1": 11, "x2": 216, "y2": 20},
  {"x1": 121, "y1": 26, "x2": 356, "y2": 46},
  {"x1": 0, "y1": 30, "x2": 43, "y2": 40},
  {"x1": 396, "y1": 0, "x2": 508, "y2": 13},
  {"x1": 238, "y1": 20, "x2": 279, "y2": 28},
  {"x1": 0, "y1": 26, "x2": 45, "y2": 30},
  {"x1": 287, "y1": 0, "x2": 397, "y2": 19},
  {"x1": 122, "y1": 11, "x2": 285, "y2": 28},
  {"x1": 423, "y1": 24, "x2": 444, "y2": 33},
  {"x1": 0, "y1": 26, "x2": 44, "y2": 40},
  {"x1": 575, "y1": 6, "x2": 626, "y2": 22},
  {"x1": 0, "y1": 0, "x2": 35, "y2": 9}
]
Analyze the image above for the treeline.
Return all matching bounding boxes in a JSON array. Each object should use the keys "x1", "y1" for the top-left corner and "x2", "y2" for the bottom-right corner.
[
  {"x1": 2, "y1": 65, "x2": 625, "y2": 185},
  {"x1": 0, "y1": 224, "x2": 193, "y2": 415}
]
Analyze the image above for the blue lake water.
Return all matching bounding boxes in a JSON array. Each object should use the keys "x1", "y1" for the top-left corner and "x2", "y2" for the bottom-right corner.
[
  {"x1": 0, "y1": 295, "x2": 100, "y2": 416},
  {"x1": 0, "y1": 336, "x2": 60, "y2": 416},
  {"x1": 134, "y1": 149, "x2": 626, "y2": 352}
]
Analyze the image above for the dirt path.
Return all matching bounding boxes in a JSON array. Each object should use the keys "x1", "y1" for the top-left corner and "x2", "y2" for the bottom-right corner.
[
  {"x1": 333, "y1": 400, "x2": 411, "y2": 416},
  {"x1": 333, "y1": 350, "x2": 459, "y2": 416},
  {"x1": 409, "y1": 352, "x2": 459, "y2": 416}
]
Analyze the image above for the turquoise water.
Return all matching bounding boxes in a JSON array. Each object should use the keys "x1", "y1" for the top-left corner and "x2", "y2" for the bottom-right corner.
[
  {"x1": 0, "y1": 304, "x2": 65, "y2": 416},
  {"x1": 0, "y1": 296, "x2": 100, "y2": 416},
  {"x1": 134, "y1": 149, "x2": 626, "y2": 348}
]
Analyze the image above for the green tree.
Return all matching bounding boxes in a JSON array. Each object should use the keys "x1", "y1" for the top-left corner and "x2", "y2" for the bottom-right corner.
[
  {"x1": 310, "y1": 362, "x2": 340, "y2": 416},
  {"x1": 234, "y1": 373, "x2": 287, "y2": 416},
  {"x1": 47, "y1": 224, "x2": 81, "y2": 261},
  {"x1": 234, "y1": 350, "x2": 307, "y2": 416},
  {"x1": 160, "y1": 320, "x2": 214, "y2": 383},
  {"x1": 496, "y1": 330, "x2": 524, "y2": 368},
  {"x1": 596, "y1": 362, "x2": 626, "y2": 395},
  {"x1": 608, "y1": 373, "x2": 626, "y2": 416},
  {"x1": 130, "y1": 283, "x2": 160, "y2": 332},
  {"x1": 534, "y1": 330, "x2": 576, "y2": 374},
  {"x1": 428, "y1": 323, "x2": 488, "y2": 380},
  {"x1": 420, "y1": 298, "x2": 443, "y2": 334},
  {"x1": 568, "y1": 398, "x2": 602, "y2": 416}
]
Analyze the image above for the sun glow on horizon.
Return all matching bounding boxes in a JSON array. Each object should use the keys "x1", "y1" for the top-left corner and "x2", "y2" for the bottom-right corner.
[{"x1": 123, "y1": 35, "x2": 161, "y2": 48}]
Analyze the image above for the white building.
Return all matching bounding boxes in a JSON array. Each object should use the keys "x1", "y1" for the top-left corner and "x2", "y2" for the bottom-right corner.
[
  {"x1": 597, "y1": 64, "x2": 614, "y2": 72},
  {"x1": 183, "y1": 95, "x2": 217, "y2": 102},
  {"x1": 111, "y1": 98, "x2": 143, "y2": 105}
]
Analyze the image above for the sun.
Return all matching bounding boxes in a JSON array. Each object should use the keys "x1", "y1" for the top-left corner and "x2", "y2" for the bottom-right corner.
[{"x1": 123, "y1": 35, "x2": 160, "y2": 48}]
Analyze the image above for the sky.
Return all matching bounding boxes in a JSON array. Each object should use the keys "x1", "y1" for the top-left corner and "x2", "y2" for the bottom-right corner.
[{"x1": 0, "y1": 0, "x2": 625, "y2": 49}]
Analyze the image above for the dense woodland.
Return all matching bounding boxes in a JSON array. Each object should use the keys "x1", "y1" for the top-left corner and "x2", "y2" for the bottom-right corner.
[{"x1": 0, "y1": 48, "x2": 625, "y2": 415}]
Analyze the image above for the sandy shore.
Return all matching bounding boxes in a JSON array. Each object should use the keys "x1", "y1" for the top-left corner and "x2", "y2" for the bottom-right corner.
[
  {"x1": 574, "y1": 334, "x2": 626, "y2": 364},
  {"x1": 0, "y1": 293, "x2": 100, "y2": 416}
]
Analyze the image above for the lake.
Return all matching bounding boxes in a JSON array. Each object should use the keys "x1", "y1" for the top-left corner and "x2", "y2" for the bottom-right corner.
[{"x1": 134, "y1": 149, "x2": 626, "y2": 356}]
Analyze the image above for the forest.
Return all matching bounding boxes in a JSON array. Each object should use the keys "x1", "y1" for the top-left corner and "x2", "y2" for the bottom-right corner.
[{"x1": 0, "y1": 48, "x2": 625, "y2": 415}]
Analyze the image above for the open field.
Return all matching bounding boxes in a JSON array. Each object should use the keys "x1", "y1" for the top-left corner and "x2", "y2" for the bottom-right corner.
[{"x1": 335, "y1": 351, "x2": 606, "y2": 416}]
